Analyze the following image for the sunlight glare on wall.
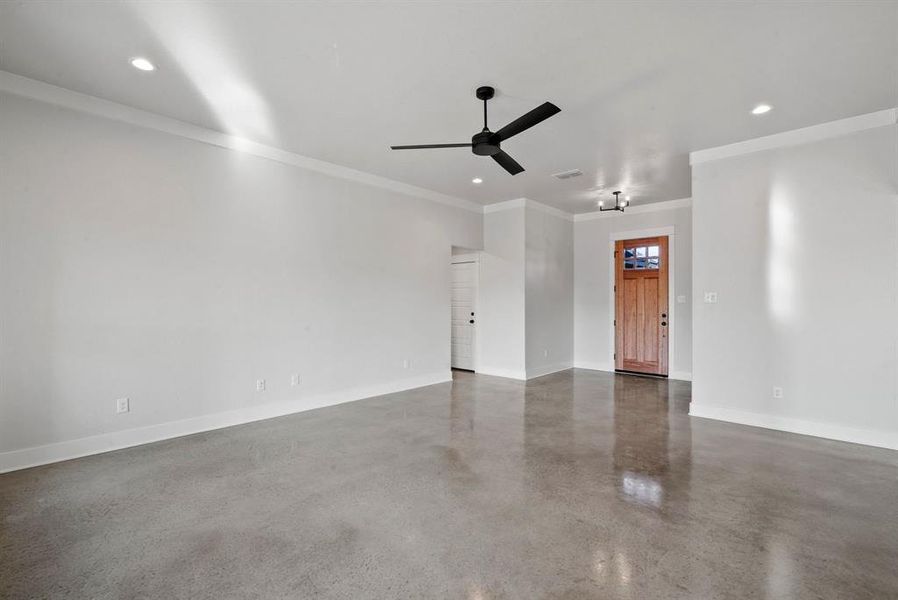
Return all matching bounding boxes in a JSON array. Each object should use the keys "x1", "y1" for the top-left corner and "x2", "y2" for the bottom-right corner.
[{"x1": 767, "y1": 185, "x2": 796, "y2": 324}]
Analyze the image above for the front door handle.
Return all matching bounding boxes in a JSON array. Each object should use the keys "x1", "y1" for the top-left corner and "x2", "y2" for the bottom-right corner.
[{"x1": 469, "y1": 320, "x2": 475, "y2": 324}]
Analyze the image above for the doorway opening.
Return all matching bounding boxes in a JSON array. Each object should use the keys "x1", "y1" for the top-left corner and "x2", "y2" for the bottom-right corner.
[
  {"x1": 451, "y1": 251, "x2": 479, "y2": 372},
  {"x1": 614, "y1": 236, "x2": 669, "y2": 376}
]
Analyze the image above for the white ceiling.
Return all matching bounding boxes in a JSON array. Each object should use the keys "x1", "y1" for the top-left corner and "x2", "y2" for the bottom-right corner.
[{"x1": 1, "y1": 1, "x2": 896, "y2": 213}]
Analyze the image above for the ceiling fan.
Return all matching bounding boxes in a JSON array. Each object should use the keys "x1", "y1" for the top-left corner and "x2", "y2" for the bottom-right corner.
[{"x1": 390, "y1": 86, "x2": 560, "y2": 175}]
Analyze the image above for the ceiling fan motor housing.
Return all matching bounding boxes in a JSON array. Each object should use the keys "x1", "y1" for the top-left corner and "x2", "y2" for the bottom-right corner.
[
  {"x1": 473, "y1": 86, "x2": 500, "y2": 155},
  {"x1": 472, "y1": 131, "x2": 500, "y2": 156}
]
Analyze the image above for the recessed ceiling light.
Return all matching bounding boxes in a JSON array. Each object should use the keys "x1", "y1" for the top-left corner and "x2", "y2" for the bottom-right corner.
[
  {"x1": 130, "y1": 57, "x2": 155, "y2": 72},
  {"x1": 751, "y1": 104, "x2": 772, "y2": 115},
  {"x1": 471, "y1": 177, "x2": 483, "y2": 184}
]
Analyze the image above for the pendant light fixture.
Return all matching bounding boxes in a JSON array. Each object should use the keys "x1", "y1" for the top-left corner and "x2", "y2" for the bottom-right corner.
[{"x1": 598, "y1": 190, "x2": 629, "y2": 212}]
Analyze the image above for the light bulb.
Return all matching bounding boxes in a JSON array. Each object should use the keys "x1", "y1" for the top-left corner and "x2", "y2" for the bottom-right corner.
[{"x1": 130, "y1": 57, "x2": 155, "y2": 71}]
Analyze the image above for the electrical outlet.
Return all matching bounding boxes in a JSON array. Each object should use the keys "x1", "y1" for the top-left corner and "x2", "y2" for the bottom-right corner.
[
  {"x1": 703, "y1": 292, "x2": 718, "y2": 304},
  {"x1": 256, "y1": 379, "x2": 266, "y2": 392},
  {"x1": 402, "y1": 359, "x2": 410, "y2": 369},
  {"x1": 772, "y1": 387, "x2": 784, "y2": 399},
  {"x1": 115, "y1": 397, "x2": 130, "y2": 414},
  {"x1": 291, "y1": 374, "x2": 301, "y2": 387}
]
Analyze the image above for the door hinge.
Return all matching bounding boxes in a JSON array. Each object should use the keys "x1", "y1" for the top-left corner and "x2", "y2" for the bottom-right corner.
[
  {"x1": 613, "y1": 319, "x2": 616, "y2": 326},
  {"x1": 614, "y1": 352, "x2": 617, "y2": 360},
  {"x1": 613, "y1": 284, "x2": 616, "y2": 292},
  {"x1": 614, "y1": 250, "x2": 618, "y2": 258}
]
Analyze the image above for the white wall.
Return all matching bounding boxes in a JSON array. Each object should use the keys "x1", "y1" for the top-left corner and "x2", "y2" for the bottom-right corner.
[
  {"x1": 477, "y1": 200, "x2": 574, "y2": 380},
  {"x1": 573, "y1": 204, "x2": 693, "y2": 379},
  {"x1": 478, "y1": 207, "x2": 526, "y2": 379},
  {"x1": 525, "y1": 204, "x2": 573, "y2": 377},
  {"x1": 0, "y1": 92, "x2": 482, "y2": 470},
  {"x1": 691, "y1": 120, "x2": 898, "y2": 449}
]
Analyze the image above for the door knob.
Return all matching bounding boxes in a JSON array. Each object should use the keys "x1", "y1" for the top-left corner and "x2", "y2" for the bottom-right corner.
[
  {"x1": 469, "y1": 319, "x2": 475, "y2": 324},
  {"x1": 661, "y1": 321, "x2": 667, "y2": 326},
  {"x1": 661, "y1": 313, "x2": 667, "y2": 318}
]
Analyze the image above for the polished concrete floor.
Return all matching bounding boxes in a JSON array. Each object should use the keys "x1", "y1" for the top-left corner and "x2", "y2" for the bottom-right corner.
[{"x1": 2, "y1": 369, "x2": 898, "y2": 599}]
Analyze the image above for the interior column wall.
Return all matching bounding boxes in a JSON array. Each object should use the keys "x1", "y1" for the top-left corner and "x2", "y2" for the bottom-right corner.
[
  {"x1": 477, "y1": 206, "x2": 527, "y2": 379},
  {"x1": 478, "y1": 201, "x2": 574, "y2": 380},
  {"x1": 525, "y1": 205, "x2": 574, "y2": 378}
]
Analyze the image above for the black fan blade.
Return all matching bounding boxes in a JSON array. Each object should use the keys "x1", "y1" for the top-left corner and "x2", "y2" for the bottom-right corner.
[
  {"x1": 492, "y1": 150, "x2": 524, "y2": 175},
  {"x1": 390, "y1": 143, "x2": 472, "y2": 150},
  {"x1": 495, "y1": 102, "x2": 561, "y2": 141}
]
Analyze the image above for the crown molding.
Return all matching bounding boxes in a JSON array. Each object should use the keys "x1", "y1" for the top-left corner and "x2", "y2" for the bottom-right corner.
[
  {"x1": 483, "y1": 197, "x2": 573, "y2": 221},
  {"x1": 0, "y1": 70, "x2": 483, "y2": 214},
  {"x1": 483, "y1": 198, "x2": 527, "y2": 213},
  {"x1": 573, "y1": 197, "x2": 692, "y2": 222},
  {"x1": 690, "y1": 108, "x2": 898, "y2": 165},
  {"x1": 525, "y1": 198, "x2": 574, "y2": 221}
]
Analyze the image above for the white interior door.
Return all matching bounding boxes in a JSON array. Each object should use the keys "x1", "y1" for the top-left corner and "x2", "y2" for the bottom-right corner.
[{"x1": 451, "y1": 260, "x2": 477, "y2": 370}]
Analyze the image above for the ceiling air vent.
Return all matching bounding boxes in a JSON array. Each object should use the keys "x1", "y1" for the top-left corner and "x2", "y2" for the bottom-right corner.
[{"x1": 552, "y1": 169, "x2": 583, "y2": 180}]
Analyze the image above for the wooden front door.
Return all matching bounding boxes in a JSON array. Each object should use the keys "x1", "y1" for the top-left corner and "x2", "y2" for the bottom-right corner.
[{"x1": 614, "y1": 236, "x2": 669, "y2": 376}]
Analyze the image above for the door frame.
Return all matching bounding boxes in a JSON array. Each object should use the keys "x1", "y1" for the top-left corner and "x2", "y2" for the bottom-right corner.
[
  {"x1": 608, "y1": 227, "x2": 676, "y2": 376},
  {"x1": 451, "y1": 253, "x2": 480, "y2": 372}
]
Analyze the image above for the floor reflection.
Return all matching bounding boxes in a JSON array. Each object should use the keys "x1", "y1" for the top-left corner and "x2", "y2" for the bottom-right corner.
[
  {"x1": 517, "y1": 370, "x2": 694, "y2": 512},
  {"x1": 448, "y1": 371, "x2": 477, "y2": 443},
  {"x1": 612, "y1": 374, "x2": 692, "y2": 512},
  {"x1": 522, "y1": 370, "x2": 578, "y2": 498}
]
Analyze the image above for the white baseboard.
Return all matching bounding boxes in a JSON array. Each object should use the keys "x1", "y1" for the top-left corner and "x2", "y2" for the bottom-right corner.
[
  {"x1": 478, "y1": 363, "x2": 572, "y2": 381},
  {"x1": 573, "y1": 362, "x2": 614, "y2": 372},
  {"x1": 476, "y1": 367, "x2": 527, "y2": 381},
  {"x1": 575, "y1": 362, "x2": 692, "y2": 382},
  {"x1": 526, "y1": 363, "x2": 572, "y2": 379},
  {"x1": 689, "y1": 403, "x2": 898, "y2": 451},
  {"x1": 0, "y1": 371, "x2": 452, "y2": 474}
]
